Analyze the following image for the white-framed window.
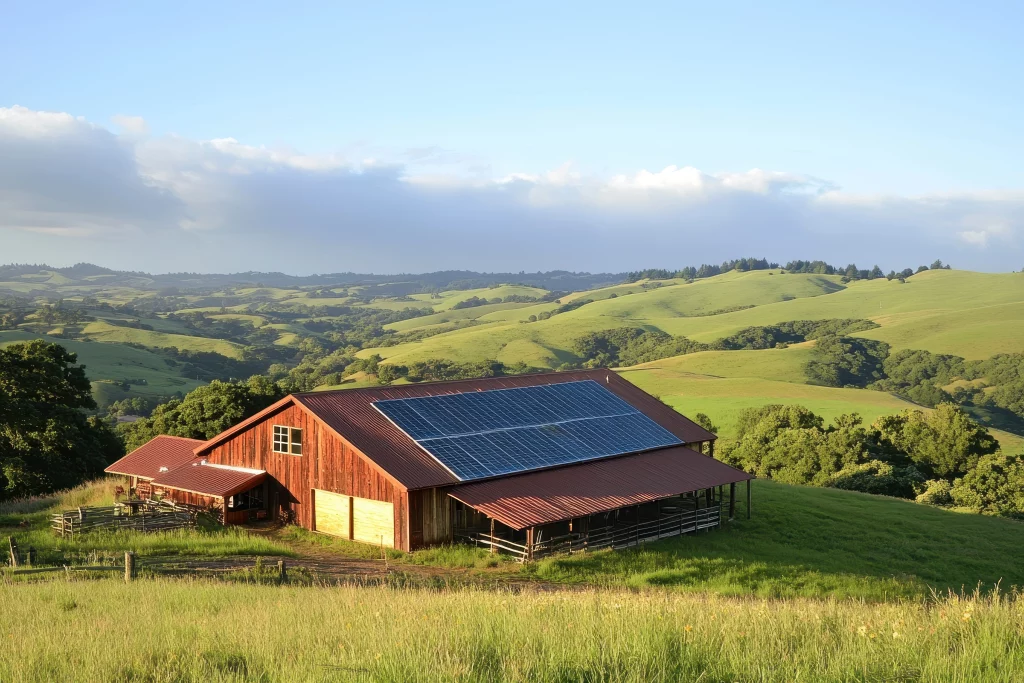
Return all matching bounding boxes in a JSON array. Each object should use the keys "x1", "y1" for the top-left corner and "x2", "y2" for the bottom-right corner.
[{"x1": 273, "y1": 425, "x2": 303, "y2": 455}]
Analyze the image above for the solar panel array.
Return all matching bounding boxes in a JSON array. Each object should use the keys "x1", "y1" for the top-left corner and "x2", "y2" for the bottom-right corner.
[{"x1": 372, "y1": 380, "x2": 682, "y2": 481}]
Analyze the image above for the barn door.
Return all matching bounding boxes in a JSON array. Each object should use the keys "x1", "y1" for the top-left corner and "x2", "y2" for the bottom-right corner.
[
  {"x1": 313, "y1": 490, "x2": 394, "y2": 548},
  {"x1": 313, "y1": 489, "x2": 351, "y2": 538},
  {"x1": 352, "y1": 497, "x2": 394, "y2": 547}
]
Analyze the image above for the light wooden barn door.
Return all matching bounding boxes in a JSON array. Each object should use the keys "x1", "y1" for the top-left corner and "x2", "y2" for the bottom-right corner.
[
  {"x1": 313, "y1": 489, "x2": 351, "y2": 538},
  {"x1": 313, "y1": 489, "x2": 394, "y2": 548},
  {"x1": 353, "y1": 497, "x2": 394, "y2": 547}
]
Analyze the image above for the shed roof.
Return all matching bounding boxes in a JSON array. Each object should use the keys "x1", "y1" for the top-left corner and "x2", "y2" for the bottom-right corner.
[
  {"x1": 105, "y1": 435, "x2": 205, "y2": 480},
  {"x1": 195, "y1": 370, "x2": 717, "y2": 491},
  {"x1": 448, "y1": 445, "x2": 750, "y2": 530},
  {"x1": 150, "y1": 462, "x2": 266, "y2": 499}
]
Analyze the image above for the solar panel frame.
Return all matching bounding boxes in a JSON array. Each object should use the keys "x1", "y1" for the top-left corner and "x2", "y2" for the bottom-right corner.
[{"x1": 372, "y1": 380, "x2": 682, "y2": 481}]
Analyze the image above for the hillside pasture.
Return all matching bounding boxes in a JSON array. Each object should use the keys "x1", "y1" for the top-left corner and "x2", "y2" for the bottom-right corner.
[
  {"x1": 385, "y1": 301, "x2": 536, "y2": 333},
  {"x1": 619, "y1": 364, "x2": 921, "y2": 439},
  {"x1": 534, "y1": 479, "x2": 1024, "y2": 599},
  {"x1": 361, "y1": 271, "x2": 854, "y2": 367},
  {"x1": 365, "y1": 269, "x2": 1024, "y2": 369},
  {"x1": 78, "y1": 321, "x2": 246, "y2": 359},
  {"x1": 0, "y1": 330, "x2": 203, "y2": 401}
]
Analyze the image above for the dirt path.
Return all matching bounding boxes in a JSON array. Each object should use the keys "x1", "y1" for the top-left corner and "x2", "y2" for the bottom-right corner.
[{"x1": 146, "y1": 527, "x2": 569, "y2": 591}]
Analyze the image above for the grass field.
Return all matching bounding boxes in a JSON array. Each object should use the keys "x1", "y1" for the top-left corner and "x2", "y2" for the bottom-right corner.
[
  {"x1": 532, "y1": 479, "x2": 1024, "y2": 599},
  {"x1": 3, "y1": 580, "x2": 1021, "y2": 682},
  {"x1": 6, "y1": 478, "x2": 1024, "y2": 679}
]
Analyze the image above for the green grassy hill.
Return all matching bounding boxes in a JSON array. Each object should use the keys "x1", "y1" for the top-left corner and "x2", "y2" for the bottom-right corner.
[
  {"x1": 0, "y1": 330, "x2": 204, "y2": 403},
  {"x1": 5, "y1": 478, "x2": 1024, "y2": 680},
  {"x1": 362, "y1": 269, "x2": 1024, "y2": 367},
  {"x1": 534, "y1": 478, "x2": 1024, "y2": 598}
]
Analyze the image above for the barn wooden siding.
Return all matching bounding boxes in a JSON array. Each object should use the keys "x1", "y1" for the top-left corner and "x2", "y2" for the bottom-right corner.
[
  {"x1": 202, "y1": 403, "x2": 413, "y2": 550},
  {"x1": 409, "y1": 488, "x2": 454, "y2": 548}
]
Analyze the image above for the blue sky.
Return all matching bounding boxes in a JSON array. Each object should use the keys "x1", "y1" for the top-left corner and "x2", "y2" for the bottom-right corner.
[{"x1": 2, "y1": 2, "x2": 1023, "y2": 273}]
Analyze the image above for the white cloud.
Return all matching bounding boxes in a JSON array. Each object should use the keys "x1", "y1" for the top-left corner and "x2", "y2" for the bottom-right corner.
[
  {"x1": 111, "y1": 114, "x2": 149, "y2": 137},
  {"x1": 959, "y1": 230, "x2": 990, "y2": 246},
  {"x1": 1, "y1": 105, "x2": 1023, "y2": 274}
]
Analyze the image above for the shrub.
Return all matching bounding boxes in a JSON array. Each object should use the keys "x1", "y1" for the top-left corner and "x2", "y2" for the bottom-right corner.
[
  {"x1": 827, "y1": 461, "x2": 925, "y2": 499},
  {"x1": 916, "y1": 479, "x2": 953, "y2": 506},
  {"x1": 873, "y1": 404, "x2": 998, "y2": 479},
  {"x1": 950, "y1": 453, "x2": 1024, "y2": 516}
]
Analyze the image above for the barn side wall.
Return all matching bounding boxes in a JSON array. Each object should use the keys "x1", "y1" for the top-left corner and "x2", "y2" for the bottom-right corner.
[
  {"x1": 409, "y1": 487, "x2": 454, "y2": 549},
  {"x1": 202, "y1": 403, "x2": 410, "y2": 550}
]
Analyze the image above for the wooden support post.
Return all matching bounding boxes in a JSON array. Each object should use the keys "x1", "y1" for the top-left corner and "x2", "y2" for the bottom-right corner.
[
  {"x1": 489, "y1": 518, "x2": 496, "y2": 554},
  {"x1": 278, "y1": 559, "x2": 287, "y2": 583},
  {"x1": 746, "y1": 479, "x2": 751, "y2": 520},
  {"x1": 635, "y1": 505, "x2": 640, "y2": 547},
  {"x1": 729, "y1": 482, "x2": 736, "y2": 520},
  {"x1": 526, "y1": 527, "x2": 534, "y2": 561},
  {"x1": 26, "y1": 547, "x2": 35, "y2": 567},
  {"x1": 124, "y1": 551, "x2": 136, "y2": 582},
  {"x1": 7, "y1": 537, "x2": 19, "y2": 568},
  {"x1": 709, "y1": 440, "x2": 715, "y2": 459}
]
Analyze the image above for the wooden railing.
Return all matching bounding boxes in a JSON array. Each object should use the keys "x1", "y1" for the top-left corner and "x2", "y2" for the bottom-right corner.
[
  {"x1": 51, "y1": 501, "x2": 197, "y2": 538},
  {"x1": 460, "y1": 533, "x2": 531, "y2": 561},
  {"x1": 456, "y1": 503, "x2": 722, "y2": 562}
]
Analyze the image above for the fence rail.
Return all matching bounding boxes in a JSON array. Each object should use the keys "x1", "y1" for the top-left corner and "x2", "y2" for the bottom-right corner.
[
  {"x1": 456, "y1": 503, "x2": 722, "y2": 562},
  {"x1": 51, "y1": 501, "x2": 197, "y2": 538}
]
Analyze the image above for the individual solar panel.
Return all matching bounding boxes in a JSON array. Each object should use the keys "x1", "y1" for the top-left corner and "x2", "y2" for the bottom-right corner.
[{"x1": 372, "y1": 380, "x2": 682, "y2": 481}]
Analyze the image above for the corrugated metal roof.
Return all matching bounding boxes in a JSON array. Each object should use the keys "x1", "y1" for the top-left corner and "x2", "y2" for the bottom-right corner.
[
  {"x1": 105, "y1": 435, "x2": 205, "y2": 480},
  {"x1": 150, "y1": 462, "x2": 266, "y2": 498},
  {"x1": 448, "y1": 446, "x2": 751, "y2": 530},
  {"x1": 288, "y1": 369, "x2": 718, "y2": 490}
]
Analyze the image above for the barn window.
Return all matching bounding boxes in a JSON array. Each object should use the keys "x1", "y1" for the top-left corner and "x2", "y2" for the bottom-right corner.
[{"x1": 273, "y1": 425, "x2": 303, "y2": 455}]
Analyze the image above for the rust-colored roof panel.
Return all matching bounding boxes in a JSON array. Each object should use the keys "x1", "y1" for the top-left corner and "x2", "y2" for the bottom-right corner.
[
  {"x1": 290, "y1": 369, "x2": 718, "y2": 490},
  {"x1": 448, "y1": 446, "x2": 751, "y2": 530},
  {"x1": 150, "y1": 462, "x2": 266, "y2": 498},
  {"x1": 105, "y1": 435, "x2": 205, "y2": 480}
]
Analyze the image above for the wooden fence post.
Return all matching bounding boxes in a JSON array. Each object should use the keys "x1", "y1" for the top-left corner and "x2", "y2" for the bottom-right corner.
[
  {"x1": 277, "y1": 559, "x2": 287, "y2": 583},
  {"x1": 26, "y1": 547, "x2": 35, "y2": 567},
  {"x1": 729, "y1": 482, "x2": 736, "y2": 520},
  {"x1": 7, "y1": 537, "x2": 18, "y2": 568},
  {"x1": 124, "y1": 551, "x2": 136, "y2": 582}
]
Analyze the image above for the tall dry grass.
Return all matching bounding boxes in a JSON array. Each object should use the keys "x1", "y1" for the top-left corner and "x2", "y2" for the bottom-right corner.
[{"x1": 1, "y1": 577, "x2": 1022, "y2": 682}]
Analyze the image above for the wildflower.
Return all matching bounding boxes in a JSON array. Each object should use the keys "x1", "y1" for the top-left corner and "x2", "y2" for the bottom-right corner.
[
  {"x1": 684, "y1": 624, "x2": 693, "y2": 632},
  {"x1": 869, "y1": 633, "x2": 877, "y2": 639},
  {"x1": 892, "y1": 631, "x2": 901, "y2": 639},
  {"x1": 857, "y1": 625, "x2": 868, "y2": 637}
]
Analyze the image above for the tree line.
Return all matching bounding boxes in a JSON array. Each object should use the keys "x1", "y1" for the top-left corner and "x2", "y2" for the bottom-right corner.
[
  {"x1": 625, "y1": 258, "x2": 952, "y2": 283},
  {"x1": 718, "y1": 403, "x2": 1024, "y2": 517}
]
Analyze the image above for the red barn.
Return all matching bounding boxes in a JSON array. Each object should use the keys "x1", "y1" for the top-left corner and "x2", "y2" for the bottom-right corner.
[{"x1": 108, "y1": 370, "x2": 751, "y2": 558}]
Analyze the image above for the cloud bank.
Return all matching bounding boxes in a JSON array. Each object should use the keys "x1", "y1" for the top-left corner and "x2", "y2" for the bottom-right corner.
[{"x1": 2, "y1": 105, "x2": 1021, "y2": 274}]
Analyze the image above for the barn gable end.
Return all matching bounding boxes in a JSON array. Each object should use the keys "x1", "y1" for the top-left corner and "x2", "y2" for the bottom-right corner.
[{"x1": 198, "y1": 399, "x2": 411, "y2": 550}]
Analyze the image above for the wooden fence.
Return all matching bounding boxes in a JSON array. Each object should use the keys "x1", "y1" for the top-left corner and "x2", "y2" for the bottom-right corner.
[
  {"x1": 459, "y1": 503, "x2": 723, "y2": 562},
  {"x1": 51, "y1": 501, "x2": 198, "y2": 538},
  {"x1": 5, "y1": 549, "x2": 139, "y2": 581}
]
